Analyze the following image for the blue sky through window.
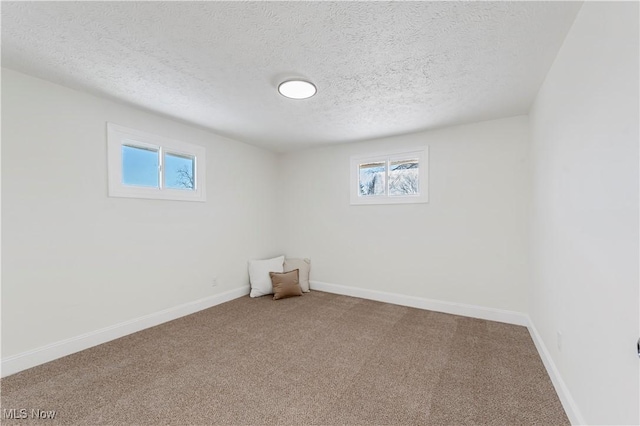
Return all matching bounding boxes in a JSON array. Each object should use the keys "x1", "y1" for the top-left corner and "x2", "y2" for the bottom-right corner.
[
  {"x1": 164, "y1": 153, "x2": 194, "y2": 190},
  {"x1": 122, "y1": 145, "x2": 158, "y2": 187},
  {"x1": 121, "y1": 144, "x2": 194, "y2": 190}
]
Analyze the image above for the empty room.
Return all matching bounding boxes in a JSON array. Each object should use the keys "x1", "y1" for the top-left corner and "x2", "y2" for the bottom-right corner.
[{"x1": 1, "y1": 1, "x2": 638, "y2": 425}]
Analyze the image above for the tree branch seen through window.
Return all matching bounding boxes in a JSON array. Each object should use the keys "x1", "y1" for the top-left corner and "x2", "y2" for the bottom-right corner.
[{"x1": 175, "y1": 165, "x2": 194, "y2": 189}]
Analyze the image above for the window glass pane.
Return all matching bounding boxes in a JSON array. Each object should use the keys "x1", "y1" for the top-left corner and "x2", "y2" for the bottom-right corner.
[
  {"x1": 359, "y1": 162, "x2": 386, "y2": 196},
  {"x1": 122, "y1": 144, "x2": 159, "y2": 188},
  {"x1": 389, "y1": 159, "x2": 419, "y2": 196},
  {"x1": 164, "y1": 152, "x2": 195, "y2": 190}
]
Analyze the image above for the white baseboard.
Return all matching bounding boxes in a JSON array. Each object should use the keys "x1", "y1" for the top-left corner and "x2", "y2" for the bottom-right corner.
[
  {"x1": 1, "y1": 286, "x2": 249, "y2": 378},
  {"x1": 309, "y1": 280, "x2": 583, "y2": 425},
  {"x1": 310, "y1": 280, "x2": 528, "y2": 326},
  {"x1": 526, "y1": 318, "x2": 586, "y2": 425},
  {"x1": 3, "y1": 280, "x2": 584, "y2": 425}
]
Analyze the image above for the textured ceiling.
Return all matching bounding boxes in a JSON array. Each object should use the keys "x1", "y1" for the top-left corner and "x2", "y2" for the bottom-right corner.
[{"x1": 1, "y1": 1, "x2": 582, "y2": 152}]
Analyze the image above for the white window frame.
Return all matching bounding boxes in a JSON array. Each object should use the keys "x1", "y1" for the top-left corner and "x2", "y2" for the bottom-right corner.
[
  {"x1": 107, "y1": 123, "x2": 206, "y2": 202},
  {"x1": 350, "y1": 147, "x2": 428, "y2": 205}
]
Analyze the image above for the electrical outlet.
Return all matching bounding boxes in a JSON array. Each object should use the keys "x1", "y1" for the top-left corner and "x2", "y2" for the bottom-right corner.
[
  {"x1": 212, "y1": 277, "x2": 218, "y2": 287},
  {"x1": 556, "y1": 331, "x2": 563, "y2": 351}
]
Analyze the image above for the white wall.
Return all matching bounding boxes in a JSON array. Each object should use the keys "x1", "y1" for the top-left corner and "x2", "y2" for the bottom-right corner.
[
  {"x1": 1, "y1": 69, "x2": 280, "y2": 358},
  {"x1": 3, "y1": 5, "x2": 638, "y2": 422},
  {"x1": 279, "y1": 116, "x2": 530, "y2": 313},
  {"x1": 529, "y1": 2, "x2": 639, "y2": 425}
]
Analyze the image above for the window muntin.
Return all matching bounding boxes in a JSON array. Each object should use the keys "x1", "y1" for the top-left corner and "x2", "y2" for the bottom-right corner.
[
  {"x1": 107, "y1": 123, "x2": 206, "y2": 202},
  {"x1": 350, "y1": 147, "x2": 427, "y2": 205}
]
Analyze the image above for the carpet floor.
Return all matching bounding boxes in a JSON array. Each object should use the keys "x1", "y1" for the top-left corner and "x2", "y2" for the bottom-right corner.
[{"x1": 1, "y1": 291, "x2": 569, "y2": 425}]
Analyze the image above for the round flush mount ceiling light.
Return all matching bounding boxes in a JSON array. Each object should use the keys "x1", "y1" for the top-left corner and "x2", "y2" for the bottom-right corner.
[{"x1": 278, "y1": 80, "x2": 317, "y2": 99}]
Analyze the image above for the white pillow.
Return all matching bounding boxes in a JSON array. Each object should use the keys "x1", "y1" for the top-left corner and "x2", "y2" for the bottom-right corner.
[
  {"x1": 284, "y1": 258, "x2": 311, "y2": 292},
  {"x1": 249, "y1": 255, "x2": 284, "y2": 298}
]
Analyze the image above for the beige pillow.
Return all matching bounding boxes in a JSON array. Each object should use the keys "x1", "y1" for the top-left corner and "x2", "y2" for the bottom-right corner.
[
  {"x1": 284, "y1": 258, "x2": 311, "y2": 292},
  {"x1": 269, "y1": 270, "x2": 303, "y2": 300}
]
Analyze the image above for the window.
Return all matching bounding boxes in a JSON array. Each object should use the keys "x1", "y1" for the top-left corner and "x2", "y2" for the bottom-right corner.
[
  {"x1": 107, "y1": 123, "x2": 206, "y2": 202},
  {"x1": 350, "y1": 147, "x2": 428, "y2": 205}
]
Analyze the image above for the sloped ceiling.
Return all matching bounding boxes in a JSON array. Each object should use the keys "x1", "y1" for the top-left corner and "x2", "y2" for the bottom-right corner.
[{"x1": 1, "y1": 1, "x2": 582, "y2": 151}]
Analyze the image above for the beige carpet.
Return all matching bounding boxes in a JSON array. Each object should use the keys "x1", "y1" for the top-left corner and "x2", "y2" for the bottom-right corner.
[{"x1": 1, "y1": 291, "x2": 569, "y2": 425}]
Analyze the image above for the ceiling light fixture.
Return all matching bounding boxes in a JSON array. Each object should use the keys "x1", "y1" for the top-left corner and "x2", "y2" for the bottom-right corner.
[{"x1": 278, "y1": 80, "x2": 317, "y2": 100}]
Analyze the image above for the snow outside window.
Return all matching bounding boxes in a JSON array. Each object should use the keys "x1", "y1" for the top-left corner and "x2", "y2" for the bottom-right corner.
[{"x1": 350, "y1": 147, "x2": 428, "y2": 205}]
